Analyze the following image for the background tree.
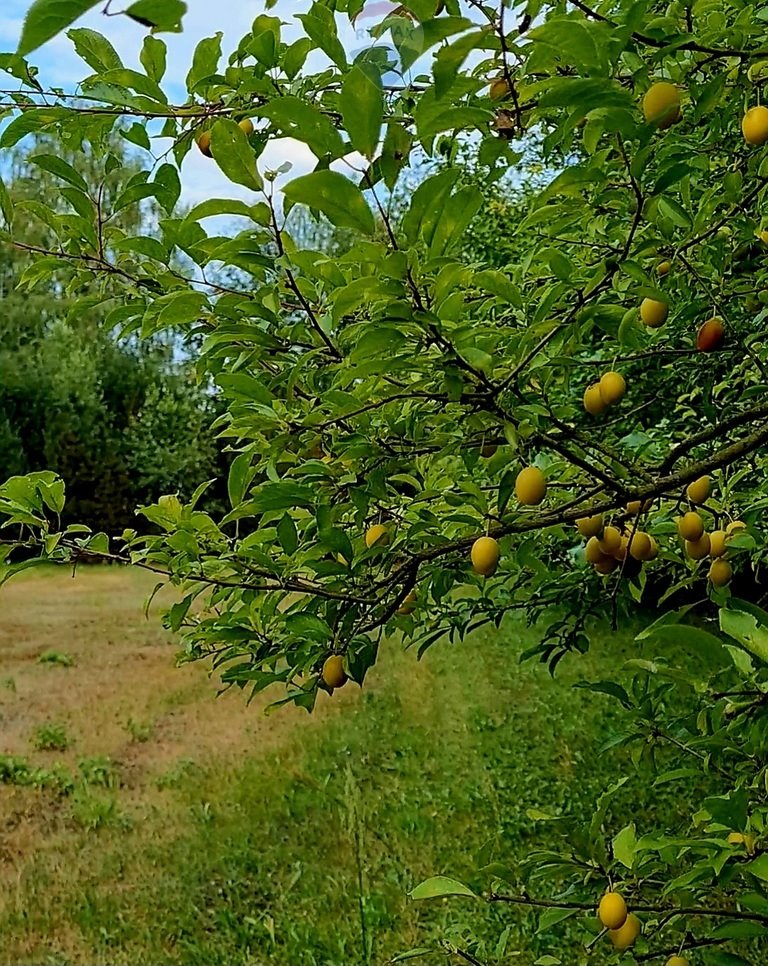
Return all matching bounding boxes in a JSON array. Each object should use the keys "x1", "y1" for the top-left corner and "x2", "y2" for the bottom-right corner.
[
  {"x1": 2, "y1": 0, "x2": 768, "y2": 963},
  {"x1": 0, "y1": 139, "x2": 227, "y2": 532}
]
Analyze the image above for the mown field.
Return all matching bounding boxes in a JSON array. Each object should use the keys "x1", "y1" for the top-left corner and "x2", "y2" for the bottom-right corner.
[{"x1": 0, "y1": 567, "x2": 711, "y2": 965}]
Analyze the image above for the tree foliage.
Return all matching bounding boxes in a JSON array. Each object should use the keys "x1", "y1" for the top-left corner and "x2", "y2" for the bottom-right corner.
[
  {"x1": 0, "y1": 141, "x2": 226, "y2": 531},
  {"x1": 3, "y1": 0, "x2": 768, "y2": 961}
]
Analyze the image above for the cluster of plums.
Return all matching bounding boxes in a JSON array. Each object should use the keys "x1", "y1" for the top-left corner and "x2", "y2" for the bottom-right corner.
[{"x1": 579, "y1": 476, "x2": 743, "y2": 586}]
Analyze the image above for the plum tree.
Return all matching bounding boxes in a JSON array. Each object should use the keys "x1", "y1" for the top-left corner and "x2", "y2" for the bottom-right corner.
[{"x1": 2, "y1": 0, "x2": 768, "y2": 963}]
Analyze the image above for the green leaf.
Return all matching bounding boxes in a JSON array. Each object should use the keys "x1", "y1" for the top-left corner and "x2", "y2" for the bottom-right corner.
[
  {"x1": 257, "y1": 97, "x2": 344, "y2": 159},
  {"x1": 642, "y1": 623, "x2": 724, "y2": 661},
  {"x1": 573, "y1": 680, "x2": 631, "y2": 709},
  {"x1": 210, "y1": 119, "x2": 263, "y2": 192},
  {"x1": 277, "y1": 514, "x2": 298, "y2": 556},
  {"x1": 29, "y1": 155, "x2": 88, "y2": 192},
  {"x1": 153, "y1": 163, "x2": 181, "y2": 213},
  {"x1": 17, "y1": 0, "x2": 101, "y2": 57},
  {"x1": 248, "y1": 16, "x2": 281, "y2": 68},
  {"x1": 185, "y1": 198, "x2": 258, "y2": 221},
  {"x1": 284, "y1": 613, "x2": 331, "y2": 642},
  {"x1": 433, "y1": 29, "x2": 486, "y2": 99},
  {"x1": 0, "y1": 108, "x2": 66, "y2": 148},
  {"x1": 339, "y1": 63, "x2": 383, "y2": 159},
  {"x1": 703, "y1": 789, "x2": 749, "y2": 830},
  {"x1": 67, "y1": 27, "x2": 123, "y2": 72},
  {"x1": 402, "y1": 169, "x2": 459, "y2": 245},
  {"x1": 125, "y1": 0, "x2": 187, "y2": 31},
  {"x1": 122, "y1": 122, "x2": 151, "y2": 150},
  {"x1": 389, "y1": 950, "x2": 434, "y2": 964},
  {"x1": 140, "y1": 35, "x2": 167, "y2": 83},
  {"x1": 720, "y1": 608, "x2": 768, "y2": 664},
  {"x1": 227, "y1": 453, "x2": 255, "y2": 509},
  {"x1": 0, "y1": 175, "x2": 13, "y2": 229},
  {"x1": 246, "y1": 482, "x2": 316, "y2": 513},
  {"x1": 746, "y1": 854, "x2": 768, "y2": 882},
  {"x1": 283, "y1": 171, "x2": 375, "y2": 236},
  {"x1": 430, "y1": 186, "x2": 483, "y2": 257},
  {"x1": 612, "y1": 823, "x2": 637, "y2": 869},
  {"x1": 473, "y1": 270, "x2": 522, "y2": 308},
  {"x1": 296, "y1": 4, "x2": 347, "y2": 69},
  {"x1": 537, "y1": 907, "x2": 578, "y2": 933},
  {"x1": 186, "y1": 32, "x2": 222, "y2": 93},
  {"x1": 396, "y1": 16, "x2": 473, "y2": 72},
  {"x1": 409, "y1": 876, "x2": 476, "y2": 900}
]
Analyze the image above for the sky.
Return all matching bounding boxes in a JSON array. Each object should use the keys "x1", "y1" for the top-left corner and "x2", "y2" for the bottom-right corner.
[{"x1": 0, "y1": 0, "x2": 403, "y2": 205}]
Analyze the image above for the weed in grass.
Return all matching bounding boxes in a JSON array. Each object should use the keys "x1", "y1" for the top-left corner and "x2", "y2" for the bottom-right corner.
[
  {"x1": 124, "y1": 717, "x2": 153, "y2": 743},
  {"x1": 78, "y1": 757, "x2": 119, "y2": 789},
  {"x1": 31, "y1": 722, "x2": 71, "y2": 752},
  {"x1": 155, "y1": 757, "x2": 198, "y2": 790},
  {"x1": 0, "y1": 755, "x2": 74, "y2": 795},
  {"x1": 1, "y1": 676, "x2": 16, "y2": 691},
  {"x1": 70, "y1": 789, "x2": 129, "y2": 832},
  {"x1": 38, "y1": 650, "x2": 75, "y2": 668}
]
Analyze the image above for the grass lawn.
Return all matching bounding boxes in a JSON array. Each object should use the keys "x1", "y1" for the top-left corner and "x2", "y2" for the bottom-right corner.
[{"x1": 0, "y1": 567, "x2": 719, "y2": 965}]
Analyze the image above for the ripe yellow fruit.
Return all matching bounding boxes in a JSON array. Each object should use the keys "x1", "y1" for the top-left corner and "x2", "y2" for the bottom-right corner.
[
  {"x1": 686, "y1": 532, "x2": 711, "y2": 560},
  {"x1": 613, "y1": 535, "x2": 629, "y2": 562},
  {"x1": 629, "y1": 531, "x2": 653, "y2": 561},
  {"x1": 742, "y1": 105, "x2": 768, "y2": 145},
  {"x1": 646, "y1": 535, "x2": 659, "y2": 560},
  {"x1": 657, "y1": 260, "x2": 671, "y2": 276},
  {"x1": 489, "y1": 77, "x2": 512, "y2": 101},
  {"x1": 599, "y1": 371, "x2": 626, "y2": 406},
  {"x1": 365, "y1": 523, "x2": 390, "y2": 548},
  {"x1": 726, "y1": 520, "x2": 747, "y2": 535},
  {"x1": 197, "y1": 130, "x2": 213, "y2": 157},
  {"x1": 583, "y1": 383, "x2": 607, "y2": 415},
  {"x1": 598, "y1": 891, "x2": 628, "y2": 930},
  {"x1": 625, "y1": 499, "x2": 650, "y2": 515},
  {"x1": 471, "y1": 536, "x2": 500, "y2": 577},
  {"x1": 677, "y1": 511, "x2": 704, "y2": 542},
  {"x1": 609, "y1": 913, "x2": 641, "y2": 949},
  {"x1": 666, "y1": 957, "x2": 689, "y2": 966},
  {"x1": 598, "y1": 526, "x2": 622, "y2": 555},
  {"x1": 585, "y1": 537, "x2": 607, "y2": 564},
  {"x1": 709, "y1": 530, "x2": 727, "y2": 558},
  {"x1": 515, "y1": 466, "x2": 546, "y2": 506},
  {"x1": 239, "y1": 118, "x2": 254, "y2": 136},
  {"x1": 594, "y1": 557, "x2": 619, "y2": 575},
  {"x1": 643, "y1": 82, "x2": 681, "y2": 129},
  {"x1": 322, "y1": 654, "x2": 347, "y2": 689},
  {"x1": 686, "y1": 476, "x2": 710, "y2": 504},
  {"x1": 709, "y1": 558, "x2": 732, "y2": 587},
  {"x1": 640, "y1": 298, "x2": 669, "y2": 327},
  {"x1": 397, "y1": 590, "x2": 417, "y2": 615},
  {"x1": 577, "y1": 514, "x2": 604, "y2": 538}
]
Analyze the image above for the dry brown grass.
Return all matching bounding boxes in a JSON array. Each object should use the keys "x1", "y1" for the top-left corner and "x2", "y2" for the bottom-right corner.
[{"x1": 0, "y1": 565, "x2": 345, "y2": 943}]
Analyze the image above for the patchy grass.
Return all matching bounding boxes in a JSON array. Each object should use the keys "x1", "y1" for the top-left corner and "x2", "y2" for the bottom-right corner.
[
  {"x1": 31, "y1": 722, "x2": 72, "y2": 752},
  {"x1": 38, "y1": 649, "x2": 75, "y2": 667},
  {"x1": 0, "y1": 567, "x2": 717, "y2": 965}
]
